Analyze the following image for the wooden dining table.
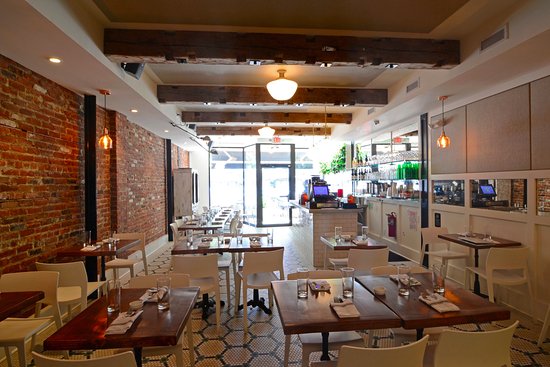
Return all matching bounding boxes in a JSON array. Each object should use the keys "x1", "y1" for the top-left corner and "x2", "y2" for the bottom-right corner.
[
  {"x1": 44, "y1": 287, "x2": 199, "y2": 367},
  {"x1": 0, "y1": 291, "x2": 44, "y2": 321},
  {"x1": 438, "y1": 233, "x2": 521, "y2": 294},
  {"x1": 56, "y1": 239, "x2": 141, "y2": 282},
  {"x1": 272, "y1": 278, "x2": 401, "y2": 361},
  {"x1": 177, "y1": 210, "x2": 233, "y2": 233},
  {"x1": 356, "y1": 272, "x2": 511, "y2": 339},
  {"x1": 320, "y1": 235, "x2": 387, "y2": 269}
]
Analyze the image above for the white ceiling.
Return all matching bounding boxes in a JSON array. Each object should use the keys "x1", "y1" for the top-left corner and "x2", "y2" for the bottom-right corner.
[{"x1": 1, "y1": 0, "x2": 548, "y2": 151}]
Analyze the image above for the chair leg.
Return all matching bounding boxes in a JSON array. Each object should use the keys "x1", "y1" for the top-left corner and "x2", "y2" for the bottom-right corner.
[
  {"x1": 301, "y1": 343, "x2": 311, "y2": 367},
  {"x1": 538, "y1": 306, "x2": 550, "y2": 347},
  {"x1": 268, "y1": 290, "x2": 274, "y2": 310},
  {"x1": 224, "y1": 268, "x2": 231, "y2": 308},
  {"x1": 129, "y1": 266, "x2": 135, "y2": 278},
  {"x1": 283, "y1": 335, "x2": 291, "y2": 367},
  {"x1": 215, "y1": 293, "x2": 221, "y2": 332},
  {"x1": 243, "y1": 285, "x2": 248, "y2": 334},
  {"x1": 186, "y1": 319, "x2": 194, "y2": 367},
  {"x1": 4, "y1": 347, "x2": 13, "y2": 367},
  {"x1": 487, "y1": 279, "x2": 496, "y2": 303},
  {"x1": 234, "y1": 275, "x2": 241, "y2": 315},
  {"x1": 16, "y1": 342, "x2": 26, "y2": 367}
]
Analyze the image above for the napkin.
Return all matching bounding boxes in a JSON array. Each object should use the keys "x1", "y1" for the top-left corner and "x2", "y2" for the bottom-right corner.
[
  {"x1": 105, "y1": 310, "x2": 143, "y2": 335},
  {"x1": 140, "y1": 288, "x2": 166, "y2": 303},
  {"x1": 352, "y1": 239, "x2": 369, "y2": 245},
  {"x1": 419, "y1": 293, "x2": 460, "y2": 313},
  {"x1": 330, "y1": 299, "x2": 360, "y2": 318},
  {"x1": 249, "y1": 241, "x2": 262, "y2": 248},
  {"x1": 80, "y1": 245, "x2": 100, "y2": 252},
  {"x1": 309, "y1": 280, "x2": 331, "y2": 292},
  {"x1": 198, "y1": 242, "x2": 211, "y2": 248},
  {"x1": 389, "y1": 275, "x2": 421, "y2": 286}
]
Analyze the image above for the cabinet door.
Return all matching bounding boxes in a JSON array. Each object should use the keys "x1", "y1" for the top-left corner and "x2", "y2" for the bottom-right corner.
[
  {"x1": 173, "y1": 168, "x2": 193, "y2": 217},
  {"x1": 367, "y1": 200, "x2": 382, "y2": 237}
]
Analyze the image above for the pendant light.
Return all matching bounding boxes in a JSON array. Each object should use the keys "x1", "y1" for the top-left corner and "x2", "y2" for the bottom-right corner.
[
  {"x1": 436, "y1": 95, "x2": 451, "y2": 149},
  {"x1": 266, "y1": 69, "x2": 298, "y2": 101},
  {"x1": 98, "y1": 89, "x2": 113, "y2": 150},
  {"x1": 258, "y1": 123, "x2": 275, "y2": 138}
]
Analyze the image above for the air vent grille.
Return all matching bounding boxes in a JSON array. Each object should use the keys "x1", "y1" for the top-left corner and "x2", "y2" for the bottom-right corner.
[
  {"x1": 367, "y1": 107, "x2": 375, "y2": 115},
  {"x1": 481, "y1": 24, "x2": 508, "y2": 52},
  {"x1": 406, "y1": 79, "x2": 419, "y2": 94}
]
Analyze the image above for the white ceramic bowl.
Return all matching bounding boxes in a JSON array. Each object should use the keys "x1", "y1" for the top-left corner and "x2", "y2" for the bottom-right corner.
[{"x1": 373, "y1": 286, "x2": 386, "y2": 296}]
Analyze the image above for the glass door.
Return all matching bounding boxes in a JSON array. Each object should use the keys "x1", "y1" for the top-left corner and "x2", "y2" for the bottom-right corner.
[{"x1": 259, "y1": 165, "x2": 292, "y2": 226}]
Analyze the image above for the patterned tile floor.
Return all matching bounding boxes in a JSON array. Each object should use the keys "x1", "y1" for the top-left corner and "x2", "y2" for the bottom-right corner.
[{"x1": 12, "y1": 227, "x2": 550, "y2": 367}]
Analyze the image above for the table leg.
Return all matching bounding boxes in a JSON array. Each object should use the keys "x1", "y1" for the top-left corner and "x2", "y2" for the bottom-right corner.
[
  {"x1": 84, "y1": 257, "x2": 98, "y2": 282},
  {"x1": 416, "y1": 328, "x2": 424, "y2": 340},
  {"x1": 238, "y1": 289, "x2": 271, "y2": 314},
  {"x1": 473, "y1": 249, "x2": 481, "y2": 295},
  {"x1": 133, "y1": 347, "x2": 143, "y2": 367},
  {"x1": 320, "y1": 332, "x2": 330, "y2": 361}
]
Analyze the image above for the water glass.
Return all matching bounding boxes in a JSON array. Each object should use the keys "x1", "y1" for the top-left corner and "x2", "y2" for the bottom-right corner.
[
  {"x1": 296, "y1": 267, "x2": 309, "y2": 299},
  {"x1": 157, "y1": 276, "x2": 171, "y2": 310},
  {"x1": 432, "y1": 263, "x2": 446, "y2": 294},
  {"x1": 267, "y1": 230, "x2": 273, "y2": 244},
  {"x1": 185, "y1": 229, "x2": 194, "y2": 244},
  {"x1": 217, "y1": 231, "x2": 224, "y2": 246},
  {"x1": 341, "y1": 267, "x2": 355, "y2": 298},
  {"x1": 107, "y1": 279, "x2": 121, "y2": 313},
  {"x1": 83, "y1": 230, "x2": 91, "y2": 247},
  {"x1": 361, "y1": 226, "x2": 368, "y2": 240},
  {"x1": 335, "y1": 226, "x2": 343, "y2": 244},
  {"x1": 236, "y1": 228, "x2": 243, "y2": 244},
  {"x1": 398, "y1": 265, "x2": 411, "y2": 296}
]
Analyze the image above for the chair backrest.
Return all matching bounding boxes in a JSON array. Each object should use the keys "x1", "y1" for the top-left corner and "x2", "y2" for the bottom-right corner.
[
  {"x1": 114, "y1": 232, "x2": 148, "y2": 274},
  {"x1": 287, "y1": 269, "x2": 342, "y2": 280},
  {"x1": 36, "y1": 261, "x2": 88, "y2": 311},
  {"x1": 242, "y1": 249, "x2": 285, "y2": 279},
  {"x1": 33, "y1": 350, "x2": 137, "y2": 367},
  {"x1": 370, "y1": 264, "x2": 430, "y2": 275},
  {"x1": 172, "y1": 254, "x2": 219, "y2": 279},
  {"x1": 347, "y1": 247, "x2": 389, "y2": 271},
  {"x1": 433, "y1": 321, "x2": 518, "y2": 367},
  {"x1": 174, "y1": 219, "x2": 184, "y2": 227},
  {"x1": 170, "y1": 223, "x2": 184, "y2": 245},
  {"x1": 0, "y1": 271, "x2": 62, "y2": 328},
  {"x1": 229, "y1": 215, "x2": 240, "y2": 235},
  {"x1": 420, "y1": 227, "x2": 450, "y2": 256},
  {"x1": 337, "y1": 335, "x2": 428, "y2": 366},
  {"x1": 486, "y1": 246, "x2": 529, "y2": 273},
  {"x1": 127, "y1": 273, "x2": 190, "y2": 289}
]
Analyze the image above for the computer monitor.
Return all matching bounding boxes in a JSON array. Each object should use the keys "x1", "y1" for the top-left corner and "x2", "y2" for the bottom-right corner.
[
  {"x1": 479, "y1": 184, "x2": 496, "y2": 196},
  {"x1": 313, "y1": 185, "x2": 330, "y2": 197}
]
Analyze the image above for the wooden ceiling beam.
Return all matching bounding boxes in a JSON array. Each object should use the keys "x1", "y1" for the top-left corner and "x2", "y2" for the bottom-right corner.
[
  {"x1": 159, "y1": 86, "x2": 387, "y2": 106},
  {"x1": 105, "y1": 29, "x2": 460, "y2": 68},
  {"x1": 180, "y1": 111, "x2": 352, "y2": 124},
  {"x1": 196, "y1": 126, "x2": 330, "y2": 136}
]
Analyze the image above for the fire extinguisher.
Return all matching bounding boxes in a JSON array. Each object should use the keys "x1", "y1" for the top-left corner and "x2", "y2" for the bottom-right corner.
[{"x1": 386, "y1": 212, "x2": 397, "y2": 238}]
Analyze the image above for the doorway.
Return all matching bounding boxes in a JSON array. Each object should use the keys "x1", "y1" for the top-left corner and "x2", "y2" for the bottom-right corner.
[{"x1": 259, "y1": 165, "x2": 292, "y2": 226}]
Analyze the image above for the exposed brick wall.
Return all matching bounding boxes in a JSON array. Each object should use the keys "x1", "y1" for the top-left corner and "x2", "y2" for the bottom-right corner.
[
  {"x1": 172, "y1": 145, "x2": 190, "y2": 169},
  {"x1": 96, "y1": 108, "x2": 112, "y2": 240},
  {"x1": 0, "y1": 55, "x2": 85, "y2": 273},
  {"x1": 537, "y1": 178, "x2": 550, "y2": 213}
]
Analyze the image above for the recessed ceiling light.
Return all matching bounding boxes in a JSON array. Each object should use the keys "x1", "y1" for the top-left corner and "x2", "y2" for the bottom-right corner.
[
  {"x1": 295, "y1": 103, "x2": 304, "y2": 107},
  {"x1": 130, "y1": 109, "x2": 138, "y2": 113},
  {"x1": 203, "y1": 102, "x2": 211, "y2": 106},
  {"x1": 164, "y1": 129, "x2": 169, "y2": 133},
  {"x1": 320, "y1": 62, "x2": 332, "y2": 68},
  {"x1": 49, "y1": 57, "x2": 62, "y2": 64},
  {"x1": 249, "y1": 103, "x2": 257, "y2": 106},
  {"x1": 385, "y1": 63, "x2": 399, "y2": 69},
  {"x1": 248, "y1": 60, "x2": 262, "y2": 66}
]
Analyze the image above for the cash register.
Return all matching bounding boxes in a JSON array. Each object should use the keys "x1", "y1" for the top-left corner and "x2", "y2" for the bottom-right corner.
[{"x1": 307, "y1": 177, "x2": 339, "y2": 209}]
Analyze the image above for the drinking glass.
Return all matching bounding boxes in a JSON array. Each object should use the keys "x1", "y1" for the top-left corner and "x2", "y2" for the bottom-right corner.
[
  {"x1": 157, "y1": 276, "x2": 171, "y2": 310},
  {"x1": 267, "y1": 230, "x2": 274, "y2": 244},
  {"x1": 236, "y1": 227, "x2": 243, "y2": 244},
  {"x1": 432, "y1": 263, "x2": 446, "y2": 294},
  {"x1": 217, "y1": 230, "x2": 224, "y2": 246},
  {"x1": 296, "y1": 267, "x2": 309, "y2": 299},
  {"x1": 335, "y1": 226, "x2": 343, "y2": 244},
  {"x1": 107, "y1": 279, "x2": 121, "y2": 313},
  {"x1": 341, "y1": 267, "x2": 355, "y2": 298},
  {"x1": 361, "y1": 226, "x2": 368, "y2": 240},
  {"x1": 83, "y1": 230, "x2": 91, "y2": 247},
  {"x1": 186, "y1": 229, "x2": 194, "y2": 245},
  {"x1": 398, "y1": 265, "x2": 411, "y2": 296}
]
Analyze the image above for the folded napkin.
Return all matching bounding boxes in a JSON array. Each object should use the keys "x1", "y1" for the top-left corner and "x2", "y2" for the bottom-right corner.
[
  {"x1": 80, "y1": 245, "x2": 100, "y2": 252},
  {"x1": 140, "y1": 288, "x2": 167, "y2": 303},
  {"x1": 419, "y1": 293, "x2": 460, "y2": 313},
  {"x1": 105, "y1": 310, "x2": 143, "y2": 335},
  {"x1": 330, "y1": 299, "x2": 360, "y2": 318},
  {"x1": 309, "y1": 280, "x2": 331, "y2": 292},
  {"x1": 198, "y1": 242, "x2": 211, "y2": 248},
  {"x1": 249, "y1": 241, "x2": 262, "y2": 248},
  {"x1": 389, "y1": 275, "x2": 421, "y2": 286},
  {"x1": 352, "y1": 239, "x2": 369, "y2": 245}
]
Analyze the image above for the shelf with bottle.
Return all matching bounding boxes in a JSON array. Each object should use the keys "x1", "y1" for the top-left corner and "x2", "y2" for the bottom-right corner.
[{"x1": 351, "y1": 161, "x2": 419, "y2": 181}]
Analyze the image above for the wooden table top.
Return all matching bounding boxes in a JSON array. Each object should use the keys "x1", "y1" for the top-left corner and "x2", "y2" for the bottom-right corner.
[
  {"x1": 320, "y1": 236, "x2": 387, "y2": 251},
  {"x1": 356, "y1": 273, "x2": 510, "y2": 330},
  {"x1": 172, "y1": 236, "x2": 283, "y2": 255},
  {"x1": 44, "y1": 287, "x2": 199, "y2": 351},
  {"x1": 272, "y1": 279, "x2": 401, "y2": 335},
  {"x1": 438, "y1": 233, "x2": 521, "y2": 250},
  {"x1": 0, "y1": 291, "x2": 44, "y2": 321},
  {"x1": 56, "y1": 238, "x2": 141, "y2": 257},
  {"x1": 177, "y1": 212, "x2": 232, "y2": 232}
]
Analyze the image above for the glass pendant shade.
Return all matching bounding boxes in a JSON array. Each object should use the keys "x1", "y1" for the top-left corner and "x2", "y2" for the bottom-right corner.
[
  {"x1": 266, "y1": 69, "x2": 298, "y2": 101},
  {"x1": 98, "y1": 127, "x2": 113, "y2": 149},
  {"x1": 258, "y1": 124, "x2": 275, "y2": 138},
  {"x1": 437, "y1": 129, "x2": 450, "y2": 148}
]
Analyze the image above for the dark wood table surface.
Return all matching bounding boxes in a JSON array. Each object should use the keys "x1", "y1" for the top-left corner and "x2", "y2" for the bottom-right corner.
[
  {"x1": 438, "y1": 233, "x2": 521, "y2": 294},
  {"x1": 56, "y1": 238, "x2": 141, "y2": 281},
  {"x1": 0, "y1": 291, "x2": 44, "y2": 321},
  {"x1": 171, "y1": 236, "x2": 282, "y2": 255},
  {"x1": 44, "y1": 287, "x2": 199, "y2": 367},
  {"x1": 356, "y1": 273, "x2": 510, "y2": 338},
  {"x1": 272, "y1": 278, "x2": 401, "y2": 360}
]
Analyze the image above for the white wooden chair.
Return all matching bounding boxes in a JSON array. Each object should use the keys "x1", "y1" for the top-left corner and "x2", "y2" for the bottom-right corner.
[
  {"x1": 465, "y1": 246, "x2": 533, "y2": 314},
  {"x1": 106, "y1": 232, "x2": 148, "y2": 279},
  {"x1": 35, "y1": 261, "x2": 106, "y2": 320},
  {"x1": 170, "y1": 222, "x2": 185, "y2": 246},
  {"x1": 420, "y1": 227, "x2": 468, "y2": 274},
  {"x1": 428, "y1": 321, "x2": 518, "y2": 367},
  {"x1": 538, "y1": 305, "x2": 550, "y2": 346},
  {"x1": 33, "y1": 350, "x2": 137, "y2": 367},
  {"x1": 310, "y1": 335, "x2": 428, "y2": 367},
  {"x1": 172, "y1": 254, "x2": 221, "y2": 331},
  {"x1": 0, "y1": 271, "x2": 62, "y2": 367},
  {"x1": 126, "y1": 273, "x2": 194, "y2": 367},
  {"x1": 284, "y1": 270, "x2": 365, "y2": 367},
  {"x1": 235, "y1": 249, "x2": 284, "y2": 333}
]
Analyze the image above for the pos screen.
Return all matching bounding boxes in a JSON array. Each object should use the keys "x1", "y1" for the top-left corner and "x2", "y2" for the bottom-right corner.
[
  {"x1": 313, "y1": 185, "x2": 330, "y2": 196},
  {"x1": 480, "y1": 185, "x2": 496, "y2": 196}
]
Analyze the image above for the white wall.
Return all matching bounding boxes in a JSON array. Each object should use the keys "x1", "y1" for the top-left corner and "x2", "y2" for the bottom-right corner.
[{"x1": 189, "y1": 149, "x2": 211, "y2": 212}]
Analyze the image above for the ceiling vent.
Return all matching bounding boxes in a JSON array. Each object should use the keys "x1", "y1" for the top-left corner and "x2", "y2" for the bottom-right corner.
[
  {"x1": 367, "y1": 107, "x2": 376, "y2": 115},
  {"x1": 480, "y1": 24, "x2": 508, "y2": 52},
  {"x1": 406, "y1": 79, "x2": 420, "y2": 94}
]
